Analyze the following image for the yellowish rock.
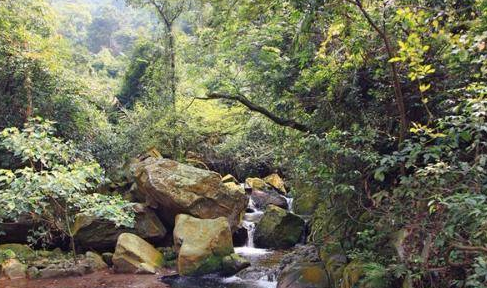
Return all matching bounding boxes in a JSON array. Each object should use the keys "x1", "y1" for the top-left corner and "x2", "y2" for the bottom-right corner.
[
  {"x1": 2, "y1": 258, "x2": 27, "y2": 279},
  {"x1": 174, "y1": 214, "x2": 234, "y2": 276},
  {"x1": 264, "y1": 173, "x2": 287, "y2": 194},
  {"x1": 222, "y1": 174, "x2": 238, "y2": 184},
  {"x1": 245, "y1": 177, "x2": 267, "y2": 190},
  {"x1": 112, "y1": 233, "x2": 163, "y2": 274}
]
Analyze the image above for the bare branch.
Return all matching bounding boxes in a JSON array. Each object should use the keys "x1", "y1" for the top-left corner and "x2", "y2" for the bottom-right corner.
[{"x1": 197, "y1": 92, "x2": 312, "y2": 133}]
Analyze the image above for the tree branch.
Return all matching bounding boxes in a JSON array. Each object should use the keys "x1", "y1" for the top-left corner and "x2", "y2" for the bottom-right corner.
[
  {"x1": 198, "y1": 92, "x2": 312, "y2": 133},
  {"x1": 345, "y1": 0, "x2": 408, "y2": 143}
]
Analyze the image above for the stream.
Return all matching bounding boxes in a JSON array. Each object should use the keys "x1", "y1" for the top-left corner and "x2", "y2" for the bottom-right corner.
[{"x1": 161, "y1": 195, "x2": 295, "y2": 288}]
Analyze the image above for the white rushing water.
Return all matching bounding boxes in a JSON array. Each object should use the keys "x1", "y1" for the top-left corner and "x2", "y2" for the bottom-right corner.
[{"x1": 222, "y1": 276, "x2": 277, "y2": 288}]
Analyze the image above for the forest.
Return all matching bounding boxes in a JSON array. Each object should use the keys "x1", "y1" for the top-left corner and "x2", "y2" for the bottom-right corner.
[{"x1": 0, "y1": 0, "x2": 486, "y2": 288}]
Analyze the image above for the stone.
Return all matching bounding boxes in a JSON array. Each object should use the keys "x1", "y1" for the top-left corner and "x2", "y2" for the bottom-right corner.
[
  {"x1": 251, "y1": 189, "x2": 288, "y2": 210},
  {"x1": 277, "y1": 262, "x2": 330, "y2": 288},
  {"x1": 264, "y1": 173, "x2": 287, "y2": 194},
  {"x1": 245, "y1": 177, "x2": 268, "y2": 190},
  {"x1": 232, "y1": 226, "x2": 249, "y2": 247},
  {"x1": 222, "y1": 174, "x2": 238, "y2": 184},
  {"x1": 134, "y1": 158, "x2": 249, "y2": 231},
  {"x1": 2, "y1": 258, "x2": 27, "y2": 279},
  {"x1": 84, "y1": 251, "x2": 108, "y2": 271},
  {"x1": 73, "y1": 204, "x2": 166, "y2": 251},
  {"x1": 135, "y1": 262, "x2": 156, "y2": 274},
  {"x1": 112, "y1": 233, "x2": 163, "y2": 274},
  {"x1": 222, "y1": 253, "x2": 251, "y2": 276},
  {"x1": 27, "y1": 266, "x2": 39, "y2": 279},
  {"x1": 173, "y1": 214, "x2": 234, "y2": 276},
  {"x1": 254, "y1": 205, "x2": 305, "y2": 249},
  {"x1": 278, "y1": 245, "x2": 321, "y2": 273}
]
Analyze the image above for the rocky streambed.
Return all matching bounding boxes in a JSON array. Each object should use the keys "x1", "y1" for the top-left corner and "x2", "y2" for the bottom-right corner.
[{"x1": 1, "y1": 157, "x2": 329, "y2": 288}]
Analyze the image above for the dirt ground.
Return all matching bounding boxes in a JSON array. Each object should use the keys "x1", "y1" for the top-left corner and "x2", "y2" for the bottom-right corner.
[{"x1": 0, "y1": 269, "x2": 173, "y2": 288}]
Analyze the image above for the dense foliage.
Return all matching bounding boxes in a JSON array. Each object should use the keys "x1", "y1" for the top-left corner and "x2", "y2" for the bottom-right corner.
[{"x1": 0, "y1": 118, "x2": 134, "y2": 255}]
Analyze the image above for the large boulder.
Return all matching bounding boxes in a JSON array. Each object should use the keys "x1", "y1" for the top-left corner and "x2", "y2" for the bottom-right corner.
[
  {"x1": 277, "y1": 262, "x2": 330, "y2": 288},
  {"x1": 173, "y1": 214, "x2": 235, "y2": 276},
  {"x1": 73, "y1": 204, "x2": 166, "y2": 251},
  {"x1": 0, "y1": 244, "x2": 36, "y2": 262},
  {"x1": 112, "y1": 233, "x2": 163, "y2": 274},
  {"x1": 251, "y1": 189, "x2": 288, "y2": 210},
  {"x1": 254, "y1": 205, "x2": 305, "y2": 249},
  {"x1": 134, "y1": 158, "x2": 249, "y2": 230}
]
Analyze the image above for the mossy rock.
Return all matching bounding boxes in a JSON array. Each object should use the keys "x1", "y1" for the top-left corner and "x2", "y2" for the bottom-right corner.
[
  {"x1": 73, "y1": 204, "x2": 167, "y2": 252},
  {"x1": 0, "y1": 244, "x2": 36, "y2": 262},
  {"x1": 277, "y1": 262, "x2": 331, "y2": 288},
  {"x1": 263, "y1": 173, "x2": 287, "y2": 194},
  {"x1": 134, "y1": 158, "x2": 249, "y2": 231},
  {"x1": 221, "y1": 253, "x2": 250, "y2": 276},
  {"x1": 112, "y1": 233, "x2": 164, "y2": 274},
  {"x1": 245, "y1": 177, "x2": 268, "y2": 190},
  {"x1": 320, "y1": 244, "x2": 347, "y2": 286},
  {"x1": 292, "y1": 183, "x2": 322, "y2": 215},
  {"x1": 173, "y1": 215, "x2": 234, "y2": 276},
  {"x1": 222, "y1": 174, "x2": 238, "y2": 184},
  {"x1": 254, "y1": 205, "x2": 305, "y2": 249},
  {"x1": 340, "y1": 261, "x2": 364, "y2": 288},
  {"x1": 2, "y1": 258, "x2": 27, "y2": 279}
]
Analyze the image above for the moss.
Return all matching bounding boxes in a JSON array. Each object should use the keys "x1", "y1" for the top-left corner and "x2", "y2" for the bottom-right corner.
[
  {"x1": 254, "y1": 205, "x2": 305, "y2": 248},
  {"x1": 340, "y1": 261, "x2": 364, "y2": 288},
  {"x1": 302, "y1": 265, "x2": 327, "y2": 283},
  {"x1": 182, "y1": 254, "x2": 223, "y2": 276},
  {"x1": 0, "y1": 244, "x2": 36, "y2": 263},
  {"x1": 278, "y1": 263, "x2": 330, "y2": 288},
  {"x1": 291, "y1": 183, "x2": 321, "y2": 215},
  {"x1": 320, "y1": 244, "x2": 347, "y2": 286}
]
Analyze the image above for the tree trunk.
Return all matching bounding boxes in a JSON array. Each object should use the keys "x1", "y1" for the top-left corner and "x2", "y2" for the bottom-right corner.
[
  {"x1": 168, "y1": 28, "x2": 176, "y2": 109},
  {"x1": 24, "y1": 64, "x2": 33, "y2": 120}
]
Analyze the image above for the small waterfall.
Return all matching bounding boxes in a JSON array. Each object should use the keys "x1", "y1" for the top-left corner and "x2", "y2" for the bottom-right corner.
[
  {"x1": 284, "y1": 196, "x2": 293, "y2": 213},
  {"x1": 236, "y1": 198, "x2": 269, "y2": 256},
  {"x1": 242, "y1": 221, "x2": 256, "y2": 247}
]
